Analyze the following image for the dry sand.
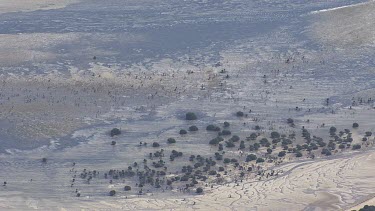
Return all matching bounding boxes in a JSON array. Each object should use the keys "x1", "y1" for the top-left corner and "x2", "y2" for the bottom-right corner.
[
  {"x1": 309, "y1": 1, "x2": 375, "y2": 47},
  {"x1": 0, "y1": 1, "x2": 374, "y2": 210},
  {"x1": 1, "y1": 149, "x2": 372, "y2": 210}
]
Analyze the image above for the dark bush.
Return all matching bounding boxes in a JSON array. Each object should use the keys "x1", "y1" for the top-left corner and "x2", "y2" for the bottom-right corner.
[
  {"x1": 220, "y1": 130, "x2": 231, "y2": 136},
  {"x1": 152, "y1": 142, "x2": 160, "y2": 147},
  {"x1": 236, "y1": 111, "x2": 244, "y2": 117},
  {"x1": 249, "y1": 133, "x2": 257, "y2": 140},
  {"x1": 196, "y1": 187, "x2": 203, "y2": 194},
  {"x1": 352, "y1": 123, "x2": 359, "y2": 128},
  {"x1": 260, "y1": 138, "x2": 269, "y2": 146},
  {"x1": 186, "y1": 112, "x2": 197, "y2": 120},
  {"x1": 208, "y1": 170, "x2": 217, "y2": 175},
  {"x1": 225, "y1": 141, "x2": 235, "y2": 148},
  {"x1": 209, "y1": 137, "x2": 224, "y2": 145},
  {"x1": 322, "y1": 148, "x2": 331, "y2": 156},
  {"x1": 223, "y1": 158, "x2": 231, "y2": 164},
  {"x1": 111, "y1": 141, "x2": 116, "y2": 145},
  {"x1": 256, "y1": 158, "x2": 265, "y2": 163},
  {"x1": 352, "y1": 144, "x2": 361, "y2": 150},
  {"x1": 109, "y1": 190, "x2": 116, "y2": 196},
  {"x1": 110, "y1": 128, "x2": 121, "y2": 137},
  {"x1": 224, "y1": 122, "x2": 230, "y2": 127},
  {"x1": 278, "y1": 151, "x2": 286, "y2": 157},
  {"x1": 359, "y1": 205, "x2": 375, "y2": 211},
  {"x1": 124, "y1": 186, "x2": 131, "y2": 191},
  {"x1": 167, "y1": 138, "x2": 176, "y2": 144},
  {"x1": 246, "y1": 154, "x2": 257, "y2": 162},
  {"x1": 189, "y1": 126, "x2": 199, "y2": 131},
  {"x1": 206, "y1": 125, "x2": 221, "y2": 131},
  {"x1": 253, "y1": 143, "x2": 260, "y2": 150},
  {"x1": 240, "y1": 141, "x2": 245, "y2": 149},
  {"x1": 229, "y1": 135, "x2": 240, "y2": 142},
  {"x1": 329, "y1": 127, "x2": 337, "y2": 133},
  {"x1": 271, "y1": 131, "x2": 280, "y2": 139},
  {"x1": 230, "y1": 158, "x2": 238, "y2": 163}
]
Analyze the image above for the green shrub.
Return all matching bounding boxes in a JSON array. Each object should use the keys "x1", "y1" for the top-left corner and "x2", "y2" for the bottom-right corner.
[
  {"x1": 225, "y1": 141, "x2": 235, "y2": 148},
  {"x1": 278, "y1": 151, "x2": 286, "y2": 157},
  {"x1": 256, "y1": 158, "x2": 265, "y2": 163},
  {"x1": 209, "y1": 137, "x2": 224, "y2": 145},
  {"x1": 271, "y1": 131, "x2": 280, "y2": 139},
  {"x1": 109, "y1": 190, "x2": 116, "y2": 196},
  {"x1": 223, "y1": 158, "x2": 231, "y2": 164},
  {"x1": 186, "y1": 112, "x2": 197, "y2": 120},
  {"x1": 246, "y1": 154, "x2": 257, "y2": 162},
  {"x1": 352, "y1": 144, "x2": 361, "y2": 150},
  {"x1": 229, "y1": 135, "x2": 240, "y2": 142},
  {"x1": 110, "y1": 128, "x2": 121, "y2": 137},
  {"x1": 167, "y1": 138, "x2": 176, "y2": 144},
  {"x1": 359, "y1": 205, "x2": 375, "y2": 211},
  {"x1": 220, "y1": 130, "x2": 231, "y2": 136},
  {"x1": 206, "y1": 125, "x2": 221, "y2": 131},
  {"x1": 196, "y1": 187, "x2": 203, "y2": 194},
  {"x1": 236, "y1": 111, "x2": 244, "y2": 117},
  {"x1": 189, "y1": 126, "x2": 199, "y2": 131}
]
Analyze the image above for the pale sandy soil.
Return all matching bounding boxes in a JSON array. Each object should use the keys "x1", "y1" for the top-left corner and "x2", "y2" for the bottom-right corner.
[
  {"x1": 0, "y1": 149, "x2": 373, "y2": 210},
  {"x1": 0, "y1": 1, "x2": 374, "y2": 210},
  {"x1": 0, "y1": 0, "x2": 80, "y2": 14},
  {"x1": 309, "y1": 0, "x2": 375, "y2": 47},
  {"x1": 0, "y1": 62, "x2": 219, "y2": 142},
  {"x1": 0, "y1": 33, "x2": 80, "y2": 65},
  {"x1": 103, "y1": 149, "x2": 375, "y2": 211}
]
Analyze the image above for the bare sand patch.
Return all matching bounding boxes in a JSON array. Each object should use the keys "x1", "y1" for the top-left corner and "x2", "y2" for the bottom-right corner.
[{"x1": 309, "y1": 1, "x2": 375, "y2": 47}]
